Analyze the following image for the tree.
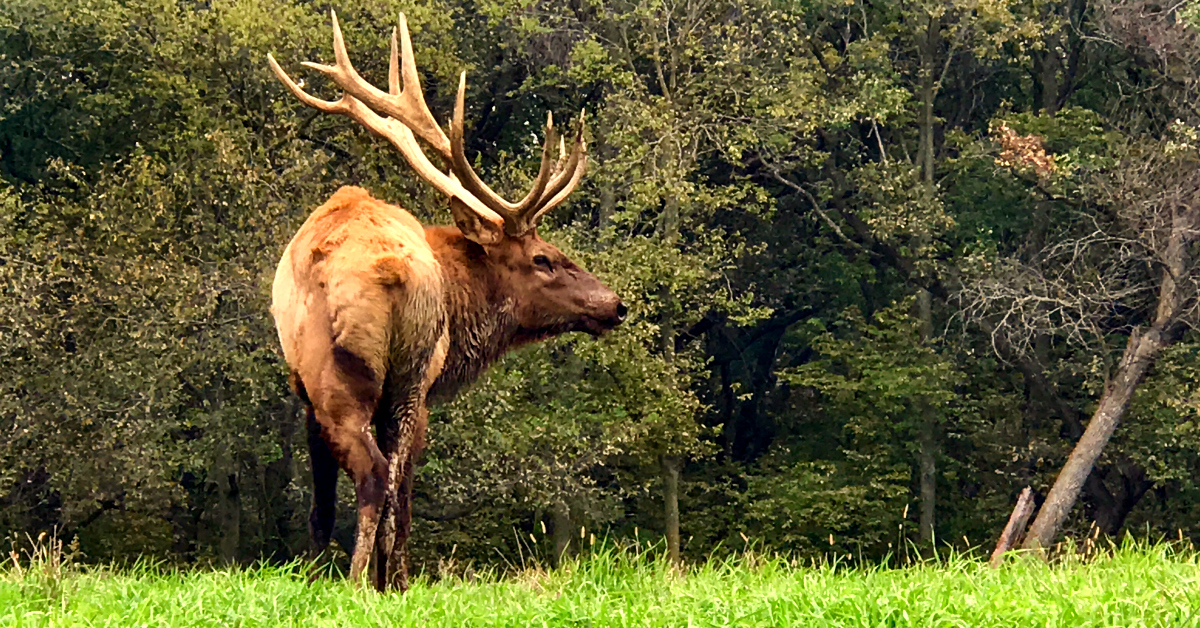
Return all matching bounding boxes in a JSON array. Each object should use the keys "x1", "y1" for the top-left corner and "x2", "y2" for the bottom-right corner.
[{"x1": 960, "y1": 0, "x2": 1200, "y2": 552}]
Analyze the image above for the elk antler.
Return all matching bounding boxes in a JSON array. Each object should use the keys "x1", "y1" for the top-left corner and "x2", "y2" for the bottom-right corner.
[
  {"x1": 267, "y1": 11, "x2": 587, "y2": 236},
  {"x1": 451, "y1": 79, "x2": 588, "y2": 235}
]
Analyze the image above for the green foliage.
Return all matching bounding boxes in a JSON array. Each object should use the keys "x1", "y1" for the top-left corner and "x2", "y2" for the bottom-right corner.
[
  {"x1": 788, "y1": 302, "x2": 959, "y2": 451},
  {"x1": 1186, "y1": 2, "x2": 1200, "y2": 30},
  {"x1": 749, "y1": 301, "x2": 959, "y2": 554},
  {"x1": 1124, "y1": 336, "x2": 1200, "y2": 485},
  {"x1": 2, "y1": 0, "x2": 1200, "y2": 572}
]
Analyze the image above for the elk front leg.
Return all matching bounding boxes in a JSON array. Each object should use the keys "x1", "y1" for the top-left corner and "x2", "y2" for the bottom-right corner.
[{"x1": 305, "y1": 404, "x2": 339, "y2": 578}]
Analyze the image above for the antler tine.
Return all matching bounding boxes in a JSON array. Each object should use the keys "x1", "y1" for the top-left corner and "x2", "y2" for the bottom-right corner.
[
  {"x1": 524, "y1": 112, "x2": 588, "y2": 227},
  {"x1": 450, "y1": 71, "x2": 559, "y2": 226},
  {"x1": 268, "y1": 53, "x2": 344, "y2": 114},
  {"x1": 522, "y1": 110, "x2": 587, "y2": 222},
  {"x1": 301, "y1": 11, "x2": 452, "y2": 158},
  {"x1": 388, "y1": 25, "x2": 401, "y2": 96},
  {"x1": 392, "y1": 13, "x2": 449, "y2": 157}
]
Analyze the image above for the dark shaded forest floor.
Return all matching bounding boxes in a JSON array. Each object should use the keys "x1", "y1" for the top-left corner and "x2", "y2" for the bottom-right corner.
[{"x1": 4, "y1": 543, "x2": 1199, "y2": 626}]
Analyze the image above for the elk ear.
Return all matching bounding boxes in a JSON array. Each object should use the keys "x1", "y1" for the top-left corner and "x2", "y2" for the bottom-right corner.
[{"x1": 449, "y1": 197, "x2": 505, "y2": 245}]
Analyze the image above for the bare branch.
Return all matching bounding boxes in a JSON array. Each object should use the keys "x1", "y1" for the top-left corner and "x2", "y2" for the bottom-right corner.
[{"x1": 767, "y1": 167, "x2": 867, "y2": 253}]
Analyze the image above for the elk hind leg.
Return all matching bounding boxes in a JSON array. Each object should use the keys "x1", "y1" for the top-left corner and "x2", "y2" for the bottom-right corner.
[
  {"x1": 310, "y1": 351, "x2": 390, "y2": 589},
  {"x1": 385, "y1": 334, "x2": 444, "y2": 591},
  {"x1": 371, "y1": 404, "x2": 399, "y2": 592},
  {"x1": 372, "y1": 391, "x2": 426, "y2": 592},
  {"x1": 387, "y1": 429, "x2": 423, "y2": 592},
  {"x1": 331, "y1": 420, "x2": 388, "y2": 589}
]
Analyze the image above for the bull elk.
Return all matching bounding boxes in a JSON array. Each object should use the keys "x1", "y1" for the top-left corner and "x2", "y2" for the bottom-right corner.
[{"x1": 267, "y1": 12, "x2": 625, "y2": 591}]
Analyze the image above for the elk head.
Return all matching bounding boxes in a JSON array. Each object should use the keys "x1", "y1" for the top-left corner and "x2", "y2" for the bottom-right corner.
[
  {"x1": 267, "y1": 11, "x2": 625, "y2": 342},
  {"x1": 442, "y1": 83, "x2": 625, "y2": 342},
  {"x1": 479, "y1": 227, "x2": 627, "y2": 342}
]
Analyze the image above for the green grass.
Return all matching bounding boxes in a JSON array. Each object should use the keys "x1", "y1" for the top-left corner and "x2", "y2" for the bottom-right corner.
[{"x1": 4, "y1": 544, "x2": 1200, "y2": 627}]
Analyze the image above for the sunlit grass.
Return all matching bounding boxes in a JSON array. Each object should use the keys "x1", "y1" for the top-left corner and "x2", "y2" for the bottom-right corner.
[{"x1": 4, "y1": 540, "x2": 1200, "y2": 627}]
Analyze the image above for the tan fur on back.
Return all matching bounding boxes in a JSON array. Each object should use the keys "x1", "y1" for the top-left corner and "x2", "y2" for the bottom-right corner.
[{"x1": 272, "y1": 186, "x2": 443, "y2": 390}]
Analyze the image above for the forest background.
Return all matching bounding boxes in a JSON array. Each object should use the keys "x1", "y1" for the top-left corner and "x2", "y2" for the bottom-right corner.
[{"x1": 1, "y1": 0, "x2": 1199, "y2": 572}]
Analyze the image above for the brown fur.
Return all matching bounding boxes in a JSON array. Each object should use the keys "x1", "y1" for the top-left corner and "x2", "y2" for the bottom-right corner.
[{"x1": 272, "y1": 186, "x2": 623, "y2": 591}]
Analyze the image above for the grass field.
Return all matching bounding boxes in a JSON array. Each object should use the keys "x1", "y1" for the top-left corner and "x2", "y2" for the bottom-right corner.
[{"x1": 4, "y1": 543, "x2": 1200, "y2": 627}]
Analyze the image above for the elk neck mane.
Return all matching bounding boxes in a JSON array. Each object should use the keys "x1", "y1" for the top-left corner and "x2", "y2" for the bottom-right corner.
[{"x1": 423, "y1": 225, "x2": 520, "y2": 404}]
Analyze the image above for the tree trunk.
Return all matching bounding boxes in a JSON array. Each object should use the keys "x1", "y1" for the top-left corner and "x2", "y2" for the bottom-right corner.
[
  {"x1": 719, "y1": 361, "x2": 736, "y2": 460},
  {"x1": 1005, "y1": 324, "x2": 1160, "y2": 546},
  {"x1": 916, "y1": 419, "x2": 937, "y2": 545},
  {"x1": 913, "y1": 19, "x2": 942, "y2": 543},
  {"x1": 916, "y1": 289, "x2": 937, "y2": 547},
  {"x1": 599, "y1": 183, "x2": 615, "y2": 232},
  {"x1": 218, "y1": 471, "x2": 241, "y2": 565},
  {"x1": 915, "y1": 14, "x2": 939, "y2": 184},
  {"x1": 1087, "y1": 465, "x2": 1155, "y2": 536},
  {"x1": 1033, "y1": 18, "x2": 1061, "y2": 115},
  {"x1": 263, "y1": 399, "x2": 300, "y2": 560},
  {"x1": 1022, "y1": 219, "x2": 1185, "y2": 553},
  {"x1": 1021, "y1": 332, "x2": 1161, "y2": 552},
  {"x1": 657, "y1": 160, "x2": 681, "y2": 563},
  {"x1": 551, "y1": 501, "x2": 572, "y2": 566},
  {"x1": 990, "y1": 487, "x2": 1035, "y2": 567},
  {"x1": 662, "y1": 455, "x2": 681, "y2": 564}
]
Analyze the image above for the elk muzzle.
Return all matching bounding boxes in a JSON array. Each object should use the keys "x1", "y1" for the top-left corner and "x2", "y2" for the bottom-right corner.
[{"x1": 577, "y1": 290, "x2": 626, "y2": 337}]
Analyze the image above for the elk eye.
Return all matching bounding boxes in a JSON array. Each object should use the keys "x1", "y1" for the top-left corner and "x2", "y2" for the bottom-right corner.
[{"x1": 533, "y1": 255, "x2": 554, "y2": 272}]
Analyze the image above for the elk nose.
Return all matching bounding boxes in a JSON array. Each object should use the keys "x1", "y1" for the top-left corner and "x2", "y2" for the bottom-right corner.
[{"x1": 615, "y1": 301, "x2": 628, "y2": 322}]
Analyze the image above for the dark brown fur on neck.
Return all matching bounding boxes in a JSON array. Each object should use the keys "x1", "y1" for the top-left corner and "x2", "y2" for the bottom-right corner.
[{"x1": 424, "y1": 225, "x2": 622, "y2": 403}]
